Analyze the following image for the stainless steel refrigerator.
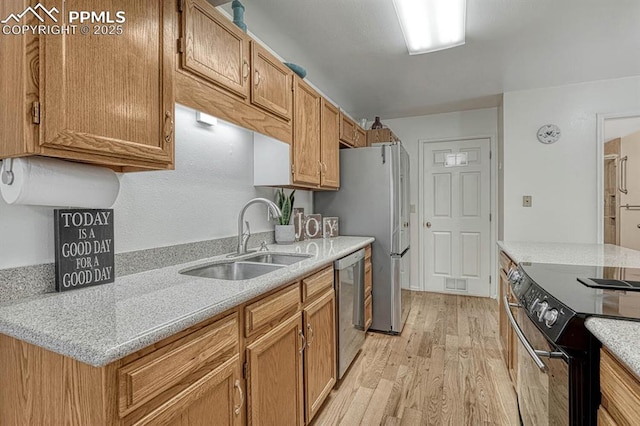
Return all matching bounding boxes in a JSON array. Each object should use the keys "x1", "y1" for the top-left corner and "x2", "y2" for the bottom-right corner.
[{"x1": 315, "y1": 142, "x2": 411, "y2": 334}]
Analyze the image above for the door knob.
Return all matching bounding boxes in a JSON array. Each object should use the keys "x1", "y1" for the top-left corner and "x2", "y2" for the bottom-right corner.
[{"x1": 425, "y1": 222, "x2": 432, "y2": 228}]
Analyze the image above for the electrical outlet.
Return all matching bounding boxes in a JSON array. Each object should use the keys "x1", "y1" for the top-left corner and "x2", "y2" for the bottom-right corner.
[{"x1": 523, "y1": 195, "x2": 532, "y2": 207}]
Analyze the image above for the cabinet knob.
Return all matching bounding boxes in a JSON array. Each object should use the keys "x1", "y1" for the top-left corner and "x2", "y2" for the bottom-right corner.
[
  {"x1": 163, "y1": 111, "x2": 173, "y2": 145},
  {"x1": 298, "y1": 330, "x2": 306, "y2": 354},
  {"x1": 242, "y1": 59, "x2": 249, "y2": 81},
  {"x1": 307, "y1": 323, "x2": 314, "y2": 346},
  {"x1": 425, "y1": 221, "x2": 432, "y2": 228},
  {"x1": 233, "y1": 379, "x2": 244, "y2": 415}
]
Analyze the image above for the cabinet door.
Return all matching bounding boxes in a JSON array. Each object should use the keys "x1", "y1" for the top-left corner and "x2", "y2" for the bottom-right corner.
[
  {"x1": 320, "y1": 99, "x2": 340, "y2": 189},
  {"x1": 292, "y1": 77, "x2": 321, "y2": 186},
  {"x1": 303, "y1": 290, "x2": 337, "y2": 423},
  {"x1": 250, "y1": 41, "x2": 292, "y2": 121},
  {"x1": 134, "y1": 357, "x2": 244, "y2": 426},
  {"x1": 40, "y1": 0, "x2": 174, "y2": 166},
  {"x1": 246, "y1": 313, "x2": 304, "y2": 426},
  {"x1": 181, "y1": 0, "x2": 249, "y2": 99},
  {"x1": 355, "y1": 126, "x2": 367, "y2": 148},
  {"x1": 339, "y1": 113, "x2": 355, "y2": 146}
]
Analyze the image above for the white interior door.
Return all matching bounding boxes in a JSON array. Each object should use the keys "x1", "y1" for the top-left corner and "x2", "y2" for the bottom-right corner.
[{"x1": 422, "y1": 138, "x2": 491, "y2": 297}]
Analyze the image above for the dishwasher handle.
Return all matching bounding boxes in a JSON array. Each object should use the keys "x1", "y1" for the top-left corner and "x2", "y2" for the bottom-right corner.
[{"x1": 334, "y1": 248, "x2": 365, "y2": 270}]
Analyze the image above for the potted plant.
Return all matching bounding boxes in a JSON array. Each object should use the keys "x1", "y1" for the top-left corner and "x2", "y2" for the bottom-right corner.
[{"x1": 275, "y1": 188, "x2": 295, "y2": 244}]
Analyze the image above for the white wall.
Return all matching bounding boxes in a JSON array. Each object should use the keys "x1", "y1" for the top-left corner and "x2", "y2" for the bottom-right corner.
[
  {"x1": 384, "y1": 108, "x2": 499, "y2": 290},
  {"x1": 503, "y1": 76, "x2": 640, "y2": 243},
  {"x1": 0, "y1": 104, "x2": 312, "y2": 269}
]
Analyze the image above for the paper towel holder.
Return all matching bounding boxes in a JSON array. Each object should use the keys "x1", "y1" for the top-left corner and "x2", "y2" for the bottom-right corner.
[{"x1": 1, "y1": 158, "x2": 14, "y2": 185}]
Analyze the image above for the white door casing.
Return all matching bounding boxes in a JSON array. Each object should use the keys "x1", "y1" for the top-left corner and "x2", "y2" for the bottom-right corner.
[{"x1": 422, "y1": 138, "x2": 491, "y2": 297}]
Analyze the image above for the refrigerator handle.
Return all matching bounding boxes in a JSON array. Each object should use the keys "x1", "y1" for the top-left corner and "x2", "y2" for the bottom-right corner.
[{"x1": 381, "y1": 145, "x2": 386, "y2": 164}]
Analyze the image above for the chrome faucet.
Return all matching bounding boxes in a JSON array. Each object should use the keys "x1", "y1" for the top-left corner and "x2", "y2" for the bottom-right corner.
[{"x1": 235, "y1": 198, "x2": 282, "y2": 256}]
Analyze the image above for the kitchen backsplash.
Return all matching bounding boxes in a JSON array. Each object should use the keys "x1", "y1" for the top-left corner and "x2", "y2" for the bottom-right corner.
[{"x1": 0, "y1": 231, "x2": 274, "y2": 304}]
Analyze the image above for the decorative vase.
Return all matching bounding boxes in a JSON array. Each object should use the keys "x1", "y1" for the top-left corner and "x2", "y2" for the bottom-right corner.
[
  {"x1": 371, "y1": 116, "x2": 383, "y2": 130},
  {"x1": 284, "y1": 62, "x2": 307, "y2": 79},
  {"x1": 275, "y1": 224, "x2": 295, "y2": 244},
  {"x1": 232, "y1": 0, "x2": 247, "y2": 33}
]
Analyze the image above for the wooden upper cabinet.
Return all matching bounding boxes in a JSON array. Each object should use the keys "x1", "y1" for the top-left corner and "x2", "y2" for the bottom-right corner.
[
  {"x1": 320, "y1": 99, "x2": 340, "y2": 189},
  {"x1": 339, "y1": 113, "x2": 356, "y2": 146},
  {"x1": 355, "y1": 126, "x2": 367, "y2": 148},
  {"x1": 4, "y1": 0, "x2": 175, "y2": 169},
  {"x1": 250, "y1": 42, "x2": 292, "y2": 121},
  {"x1": 181, "y1": 0, "x2": 249, "y2": 99},
  {"x1": 292, "y1": 76, "x2": 321, "y2": 186}
]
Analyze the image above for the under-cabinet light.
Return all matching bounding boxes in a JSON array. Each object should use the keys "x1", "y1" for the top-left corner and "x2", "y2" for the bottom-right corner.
[
  {"x1": 196, "y1": 111, "x2": 218, "y2": 126},
  {"x1": 392, "y1": 0, "x2": 466, "y2": 55}
]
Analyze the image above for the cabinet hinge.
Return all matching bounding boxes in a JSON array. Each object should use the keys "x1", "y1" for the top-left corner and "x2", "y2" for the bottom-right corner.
[
  {"x1": 291, "y1": 164, "x2": 295, "y2": 175},
  {"x1": 489, "y1": 150, "x2": 492, "y2": 159},
  {"x1": 489, "y1": 275, "x2": 492, "y2": 284},
  {"x1": 178, "y1": 38, "x2": 185, "y2": 54},
  {"x1": 31, "y1": 101, "x2": 40, "y2": 124},
  {"x1": 178, "y1": 0, "x2": 185, "y2": 12},
  {"x1": 243, "y1": 362, "x2": 248, "y2": 379},
  {"x1": 489, "y1": 213, "x2": 492, "y2": 222}
]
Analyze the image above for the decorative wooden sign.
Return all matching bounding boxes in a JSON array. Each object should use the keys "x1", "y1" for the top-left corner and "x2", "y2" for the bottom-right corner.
[
  {"x1": 323, "y1": 217, "x2": 339, "y2": 238},
  {"x1": 54, "y1": 209, "x2": 115, "y2": 292},
  {"x1": 293, "y1": 208, "x2": 305, "y2": 242},
  {"x1": 305, "y1": 214, "x2": 323, "y2": 239}
]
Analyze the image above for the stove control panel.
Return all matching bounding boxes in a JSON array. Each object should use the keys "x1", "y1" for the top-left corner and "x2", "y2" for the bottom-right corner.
[{"x1": 515, "y1": 266, "x2": 575, "y2": 343}]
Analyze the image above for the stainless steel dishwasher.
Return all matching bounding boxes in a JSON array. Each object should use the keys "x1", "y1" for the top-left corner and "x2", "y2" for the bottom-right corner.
[{"x1": 334, "y1": 248, "x2": 366, "y2": 379}]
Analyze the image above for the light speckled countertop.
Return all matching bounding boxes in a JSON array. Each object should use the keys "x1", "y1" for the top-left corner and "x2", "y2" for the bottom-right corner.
[
  {"x1": 498, "y1": 241, "x2": 640, "y2": 267},
  {"x1": 0, "y1": 236, "x2": 373, "y2": 367},
  {"x1": 585, "y1": 318, "x2": 640, "y2": 379},
  {"x1": 499, "y1": 241, "x2": 640, "y2": 378}
]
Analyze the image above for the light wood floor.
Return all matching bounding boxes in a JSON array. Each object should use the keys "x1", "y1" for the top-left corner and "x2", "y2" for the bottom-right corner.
[{"x1": 313, "y1": 292, "x2": 519, "y2": 426}]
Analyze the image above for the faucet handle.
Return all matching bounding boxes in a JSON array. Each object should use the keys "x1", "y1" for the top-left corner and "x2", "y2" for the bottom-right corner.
[{"x1": 243, "y1": 221, "x2": 251, "y2": 237}]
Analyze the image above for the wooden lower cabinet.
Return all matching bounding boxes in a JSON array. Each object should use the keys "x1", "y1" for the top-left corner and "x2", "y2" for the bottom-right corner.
[
  {"x1": 0, "y1": 263, "x2": 343, "y2": 425},
  {"x1": 599, "y1": 347, "x2": 640, "y2": 426},
  {"x1": 498, "y1": 250, "x2": 517, "y2": 386},
  {"x1": 364, "y1": 251, "x2": 373, "y2": 331},
  {"x1": 246, "y1": 312, "x2": 305, "y2": 426},
  {"x1": 303, "y1": 290, "x2": 337, "y2": 423},
  {"x1": 139, "y1": 357, "x2": 243, "y2": 426}
]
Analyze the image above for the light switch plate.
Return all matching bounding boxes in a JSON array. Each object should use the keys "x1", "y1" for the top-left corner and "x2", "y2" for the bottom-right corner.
[{"x1": 523, "y1": 196, "x2": 532, "y2": 207}]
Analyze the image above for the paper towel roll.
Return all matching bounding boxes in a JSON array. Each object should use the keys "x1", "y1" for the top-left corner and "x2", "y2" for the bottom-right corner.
[{"x1": 0, "y1": 157, "x2": 120, "y2": 208}]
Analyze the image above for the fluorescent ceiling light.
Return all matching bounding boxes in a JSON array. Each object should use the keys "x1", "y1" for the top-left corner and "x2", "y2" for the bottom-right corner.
[{"x1": 393, "y1": 0, "x2": 466, "y2": 55}]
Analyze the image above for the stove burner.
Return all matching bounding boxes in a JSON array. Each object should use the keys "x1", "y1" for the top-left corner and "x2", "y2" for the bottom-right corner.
[{"x1": 578, "y1": 278, "x2": 640, "y2": 291}]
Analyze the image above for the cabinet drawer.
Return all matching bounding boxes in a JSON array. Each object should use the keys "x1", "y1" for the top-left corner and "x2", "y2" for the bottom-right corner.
[
  {"x1": 499, "y1": 250, "x2": 514, "y2": 273},
  {"x1": 118, "y1": 313, "x2": 239, "y2": 416},
  {"x1": 245, "y1": 283, "x2": 301, "y2": 338},
  {"x1": 302, "y1": 266, "x2": 334, "y2": 303},
  {"x1": 600, "y1": 348, "x2": 640, "y2": 425}
]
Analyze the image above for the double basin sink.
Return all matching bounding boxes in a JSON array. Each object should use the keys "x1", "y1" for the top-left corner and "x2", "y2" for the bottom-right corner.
[{"x1": 180, "y1": 253, "x2": 312, "y2": 281}]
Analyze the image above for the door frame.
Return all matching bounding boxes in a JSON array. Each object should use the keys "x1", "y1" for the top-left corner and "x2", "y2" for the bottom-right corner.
[
  {"x1": 418, "y1": 135, "x2": 498, "y2": 297},
  {"x1": 596, "y1": 110, "x2": 640, "y2": 243}
]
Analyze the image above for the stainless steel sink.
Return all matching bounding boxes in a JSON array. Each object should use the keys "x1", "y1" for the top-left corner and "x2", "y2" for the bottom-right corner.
[
  {"x1": 180, "y1": 262, "x2": 284, "y2": 280},
  {"x1": 242, "y1": 253, "x2": 312, "y2": 265}
]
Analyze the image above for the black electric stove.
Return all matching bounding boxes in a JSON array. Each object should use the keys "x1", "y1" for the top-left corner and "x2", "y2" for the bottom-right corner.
[{"x1": 507, "y1": 262, "x2": 640, "y2": 426}]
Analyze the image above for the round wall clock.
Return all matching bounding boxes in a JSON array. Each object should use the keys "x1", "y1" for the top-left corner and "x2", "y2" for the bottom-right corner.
[{"x1": 537, "y1": 124, "x2": 561, "y2": 144}]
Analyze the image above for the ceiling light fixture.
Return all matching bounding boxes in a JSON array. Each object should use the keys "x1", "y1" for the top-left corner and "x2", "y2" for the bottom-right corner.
[{"x1": 392, "y1": 0, "x2": 467, "y2": 55}]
